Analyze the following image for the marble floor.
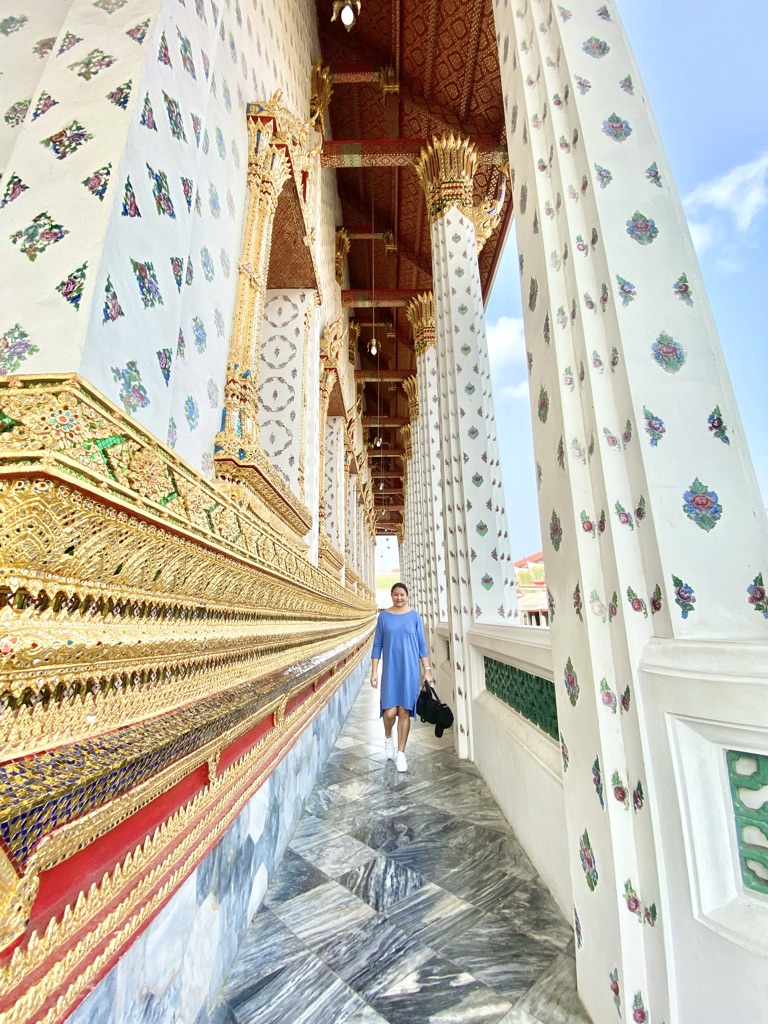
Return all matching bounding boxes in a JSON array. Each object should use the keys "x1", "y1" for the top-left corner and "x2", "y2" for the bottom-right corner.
[{"x1": 206, "y1": 682, "x2": 592, "y2": 1024}]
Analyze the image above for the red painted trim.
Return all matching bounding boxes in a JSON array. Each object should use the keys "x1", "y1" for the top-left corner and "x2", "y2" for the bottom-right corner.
[{"x1": 1, "y1": 639, "x2": 370, "y2": 1017}]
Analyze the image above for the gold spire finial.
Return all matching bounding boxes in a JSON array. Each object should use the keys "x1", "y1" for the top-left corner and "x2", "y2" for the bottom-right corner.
[
  {"x1": 406, "y1": 292, "x2": 436, "y2": 354},
  {"x1": 414, "y1": 134, "x2": 478, "y2": 222},
  {"x1": 403, "y1": 376, "x2": 419, "y2": 421}
]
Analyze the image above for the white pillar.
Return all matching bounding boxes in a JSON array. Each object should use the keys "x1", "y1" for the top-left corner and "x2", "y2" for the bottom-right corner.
[
  {"x1": 492, "y1": 3, "x2": 768, "y2": 1022},
  {"x1": 415, "y1": 136, "x2": 518, "y2": 757}
]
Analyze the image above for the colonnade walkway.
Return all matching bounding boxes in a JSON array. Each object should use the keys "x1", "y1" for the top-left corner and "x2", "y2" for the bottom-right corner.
[{"x1": 206, "y1": 682, "x2": 591, "y2": 1024}]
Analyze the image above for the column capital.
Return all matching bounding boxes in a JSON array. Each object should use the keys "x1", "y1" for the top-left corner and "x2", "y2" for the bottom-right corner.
[
  {"x1": 335, "y1": 227, "x2": 350, "y2": 285},
  {"x1": 402, "y1": 423, "x2": 413, "y2": 461},
  {"x1": 406, "y1": 291, "x2": 436, "y2": 354},
  {"x1": 414, "y1": 133, "x2": 477, "y2": 221},
  {"x1": 310, "y1": 59, "x2": 333, "y2": 137},
  {"x1": 403, "y1": 375, "x2": 419, "y2": 421},
  {"x1": 470, "y1": 163, "x2": 509, "y2": 254}
]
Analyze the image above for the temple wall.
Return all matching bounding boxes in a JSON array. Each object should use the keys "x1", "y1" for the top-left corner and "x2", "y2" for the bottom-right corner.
[
  {"x1": 0, "y1": 0, "x2": 334, "y2": 480},
  {"x1": 64, "y1": 657, "x2": 368, "y2": 1024}
]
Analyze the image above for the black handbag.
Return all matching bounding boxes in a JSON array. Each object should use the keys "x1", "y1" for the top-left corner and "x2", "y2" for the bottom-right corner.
[{"x1": 416, "y1": 682, "x2": 454, "y2": 738}]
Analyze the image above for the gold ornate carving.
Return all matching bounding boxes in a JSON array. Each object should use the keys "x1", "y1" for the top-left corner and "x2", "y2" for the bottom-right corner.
[
  {"x1": 0, "y1": 644, "x2": 368, "y2": 1024},
  {"x1": 470, "y1": 162, "x2": 508, "y2": 254},
  {"x1": 406, "y1": 291, "x2": 436, "y2": 354},
  {"x1": 380, "y1": 65, "x2": 399, "y2": 96},
  {"x1": 0, "y1": 377, "x2": 373, "y2": 746},
  {"x1": 0, "y1": 850, "x2": 38, "y2": 951},
  {"x1": 335, "y1": 228, "x2": 350, "y2": 286},
  {"x1": 348, "y1": 319, "x2": 360, "y2": 364},
  {"x1": 414, "y1": 133, "x2": 477, "y2": 222},
  {"x1": 310, "y1": 60, "x2": 333, "y2": 137},
  {"x1": 402, "y1": 375, "x2": 419, "y2": 422},
  {"x1": 215, "y1": 96, "x2": 322, "y2": 530},
  {"x1": 402, "y1": 424, "x2": 413, "y2": 461},
  {"x1": 207, "y1": 752, "x2": 220, "y2": 783}
]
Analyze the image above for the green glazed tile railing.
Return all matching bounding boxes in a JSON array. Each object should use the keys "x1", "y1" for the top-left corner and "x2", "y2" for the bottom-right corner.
[
  {"x1": 726, "y1": 749, "x2": 768, "y2": 895},
  {"x1": 483, "y1": 656, "x2": 558, "y2": 741}
]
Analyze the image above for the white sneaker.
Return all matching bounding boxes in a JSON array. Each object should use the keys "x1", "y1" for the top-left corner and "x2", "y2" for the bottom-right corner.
[
  {"x1": 395, "y1": 751, "x2": 408, "y2": 773},
  {"x1": 384, "y1": 737, "x2": 396, "y2": 761}
]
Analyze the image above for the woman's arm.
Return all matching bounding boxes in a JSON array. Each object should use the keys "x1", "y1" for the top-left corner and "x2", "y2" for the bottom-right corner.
[
  {"x1": 416, "y1": 613, "x2": 433, "y2": 681},
  {"x1": 371, "y1": 614, "x2": 384, "y2": 687}
]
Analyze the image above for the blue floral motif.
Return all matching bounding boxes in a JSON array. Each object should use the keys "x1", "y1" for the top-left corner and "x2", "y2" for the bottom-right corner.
[
  {"x1": 208, "y1": 182, "x2": 221, "y2": 219},
  {"x1": 747, "y1": 573, "x2": 768, "y2": 618},
  {"x1": 184, "y1": 395, "x2": 199, "y2": 430},
  {"x1": 615, "y1": 275, "x2": 636, "y2": 306},
  {"x1": 642, "y1": 406, "x2": 666, "y2": 446},
  {"x1": 651, "y1": 332, "x2": 685, "y2": 373},
  {"x1": 200, "y1": 246, "x2": 215, "y2": 282},
  {"x1": 602, "y1": 113, "x2": 632, "y2": 142},
  {"x1": 157, "y1": 348, "x2": 172, "y2": 385},
  {"x1": 564, "y1": 657, "x2": 579, "y2": 707},
  {"x1": 575, "y1": 76, "x2": 591, "y2": 95},
  {"x1": 645, "y1": 161, "x2": 662, "y2": 187},
  {"x1": 594, "y1": 164, "x2": 613, "y2": 189},
  {"x1": 111, "y1": 360, "x2": 150, "y2": 413},
  {"x1": 192, "y1": 316, "x2": 207, "y2": 353},
  {"x1": 592, "y1": 757, "x2": 604, "y2": 809},
  {"x1": 0, "y1": 323, "x2": 39, "y2": 374},
  {"x1": 471, "y1": 472, "x2": 483, "y2": 487},
  {"x1": 480, "y1": 573, "x2": 494, "y2": 591},
  {"x1": 467, "y1": 426, "x2": 479, "y2": 440},
  {"x1": 683, "y1": 478, "x2": 722, "y2": 531},
  {"x1": 673, "y1": 273, "x2": 693, "y2": 306},
  {"x1": 583, "y1": 36, "x2": 610, "y2": 58},
  {"x1": 671, "y1": 575, "x2": 696, "y2": 619},
  {"x1": 619, "y1": 74, "x2": 634, "y2": 94},
  {"x1": 215, "y1": 126, "x2": 226, "y2": 159},
  {"x1": 626, "y1": 211, "x2": 658, "y2": 245},
  {"x1": 0, "y1": 14, "x2": 28, "y2": 35},
  {"x1": 476, "y1": 521, "x2": 488, "y2": 537},
  {"x1": 708, "y1": 405, "x2": 730, "y2": 444},
  {"x1": 167, "y1": 417, "x2": 178, "y2": 449},
  {"x1": 130, "y1": 259, "x2": 163, "y2": 308}
]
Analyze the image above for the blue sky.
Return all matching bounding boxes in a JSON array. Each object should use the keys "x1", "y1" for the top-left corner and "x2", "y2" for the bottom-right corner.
[{"x1": 377, "y1": 1, "x2": 767, "y2": 572}]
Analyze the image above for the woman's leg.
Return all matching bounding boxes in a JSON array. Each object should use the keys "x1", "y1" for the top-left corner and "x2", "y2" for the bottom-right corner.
[
  {"x1": 396, "y1": 706, "x2": 411, "y2": 752},
  {"x1": 382, "y1": 706, "x2": 397, "y2": 739}
]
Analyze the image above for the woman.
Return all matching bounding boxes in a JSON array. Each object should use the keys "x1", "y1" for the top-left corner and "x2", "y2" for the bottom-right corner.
[{"x1": 370, "y1": 582, "x2": 433, "y2": 773}]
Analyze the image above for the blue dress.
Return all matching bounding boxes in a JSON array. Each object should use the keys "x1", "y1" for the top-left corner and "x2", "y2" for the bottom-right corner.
[{"x1": 371, "y1": 609, "x2": 428, "y2": 717}]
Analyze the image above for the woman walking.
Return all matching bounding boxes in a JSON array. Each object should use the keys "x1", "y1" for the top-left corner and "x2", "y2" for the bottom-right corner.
[{"x1": 370, "y1": 582, "x2": 433, "y2": 772}]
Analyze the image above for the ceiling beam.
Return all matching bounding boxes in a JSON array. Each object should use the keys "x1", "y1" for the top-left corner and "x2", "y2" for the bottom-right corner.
[
  {"x1": 367, "y1": 448, "x2": 405, "y2": 458},
  {"x1": 343, "y1": 289, "x2": 421, "y2": 308},
  {"x1": 323, "y1": 138, "x2": 506, "y2": 168},
  {"x1": 355, "y1": 369, "x2": 410, "y2": 382},
  {"x1": 362, "y1": 416, "x2": 409, "y2": 426}
]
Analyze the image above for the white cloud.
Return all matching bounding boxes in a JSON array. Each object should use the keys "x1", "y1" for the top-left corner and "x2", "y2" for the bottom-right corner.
[
  {"x1": 684, "y1": 152, "x2": 768, "y2": 232},
  {"x1": 500, "y1": 380, "x2": 530, "y2": 400},
  {"x1": 687, "y1": 221, "x2": 714, "y2": 255},
  {"x1": 486, "y1": 315, "x2": 526, "y2": 374}
]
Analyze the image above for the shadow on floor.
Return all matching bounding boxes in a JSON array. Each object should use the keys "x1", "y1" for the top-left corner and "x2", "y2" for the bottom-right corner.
[{"x1": 206, "y1": 681, "x2": 591, "y2": 1024}]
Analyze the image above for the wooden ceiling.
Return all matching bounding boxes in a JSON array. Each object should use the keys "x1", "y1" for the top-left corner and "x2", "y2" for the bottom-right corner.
[{"x1": 316, "y1": 0, "x2": 509, "y2": 533}]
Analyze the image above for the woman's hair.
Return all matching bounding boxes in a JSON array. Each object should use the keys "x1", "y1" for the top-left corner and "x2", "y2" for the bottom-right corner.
[{"x1": 391, "y1": 582, "x2": 409, "y2": 596}]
